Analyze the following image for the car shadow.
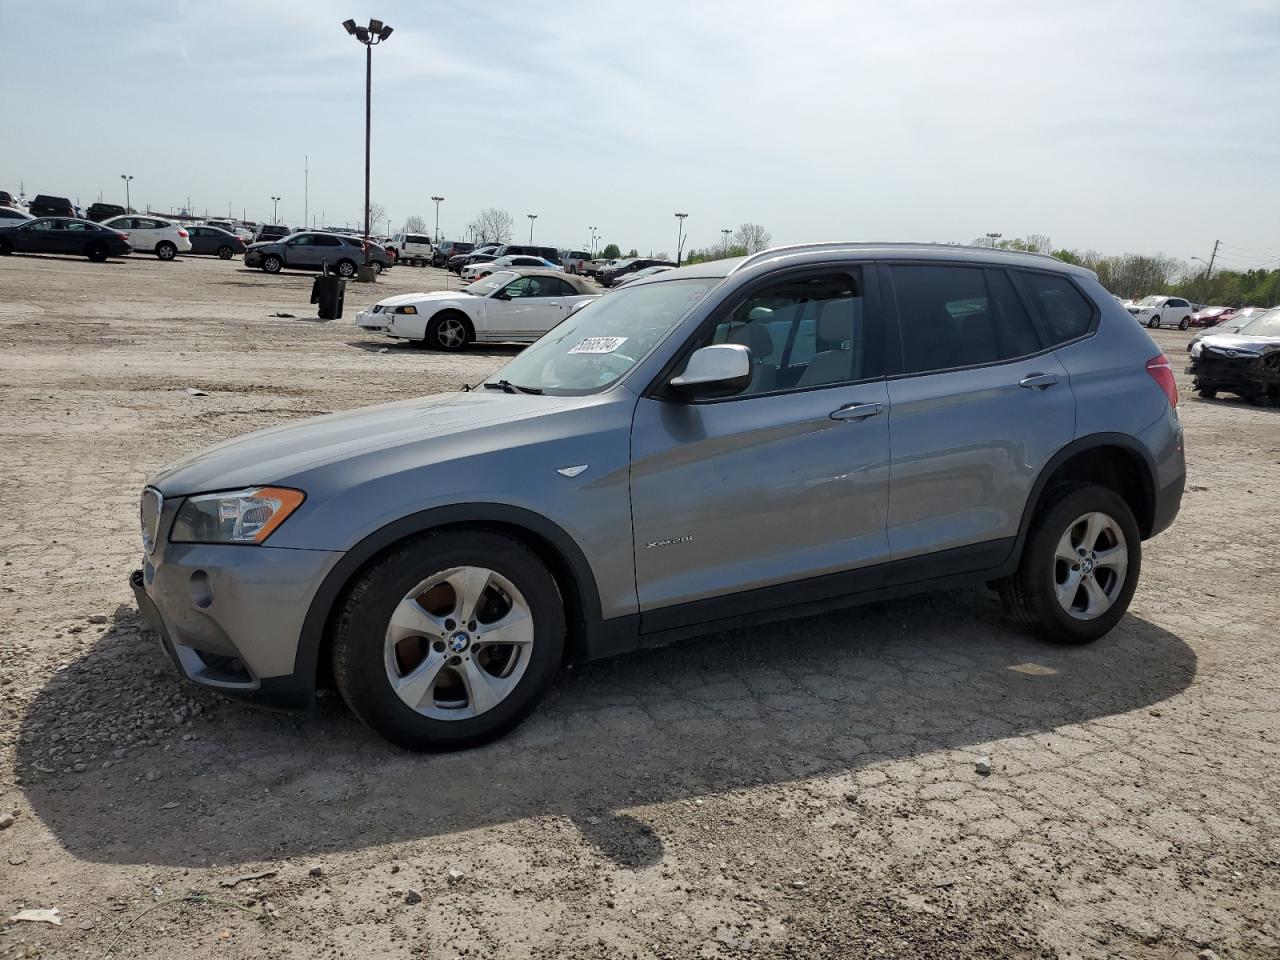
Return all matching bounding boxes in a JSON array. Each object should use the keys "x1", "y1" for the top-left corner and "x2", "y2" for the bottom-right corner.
[
  {"x1": 4, "y1": 252, "x2": 128, "y2": 264},
  {"x1": 1188, "y1": 394, "x2": 1280, "y2": 414},
  {"x1": 16, "y1": 589, "x2": 1195, "y2": 870}
]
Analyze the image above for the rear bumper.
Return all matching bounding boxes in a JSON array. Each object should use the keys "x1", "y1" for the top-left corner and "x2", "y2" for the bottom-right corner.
[
  {"x1": 129, "y1": 541, "x2": 343, "y2": 711},
  {"x1": 1149, "y1": 472, "x2": 1184, "y2": 540}
]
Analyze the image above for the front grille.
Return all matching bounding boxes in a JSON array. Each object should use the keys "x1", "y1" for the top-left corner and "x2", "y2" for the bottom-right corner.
[{"x1": 140, "y1": 487, "x2": 163, "y2": 554}]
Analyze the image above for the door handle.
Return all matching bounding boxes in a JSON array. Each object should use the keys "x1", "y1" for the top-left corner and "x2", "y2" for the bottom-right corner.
[
  {"x1": 1018, "y1": 373, "x2": 1059, "y2": 390},
  {"x1": 830, "y1": 401, "x2": 883, "y2": 422}
]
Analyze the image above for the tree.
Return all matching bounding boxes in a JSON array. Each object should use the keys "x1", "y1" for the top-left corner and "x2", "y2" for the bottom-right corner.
[
  {"x1": 601, "y1": 243, "x2": 621, "y2": 259},
  {"x1": 402, "y1": 215, "x2": 427, "y2": 234},
  {"x1": 469, "y1": 207, "x2": 513, "y2": 244},
  {"x1": 626, "y1": 248, "x2": 639, "y2": 258},
  {"x1": 367, "y1": 201, "x2": 386, "y2": 232},
  {"x1": 732, "y1": 222, "x2": 772, "y2": 254}
]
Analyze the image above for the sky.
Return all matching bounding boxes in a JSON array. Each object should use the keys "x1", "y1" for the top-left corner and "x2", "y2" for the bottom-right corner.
[{"x1": 2, "y1": 0, "x2": 1278, "y2": 269}]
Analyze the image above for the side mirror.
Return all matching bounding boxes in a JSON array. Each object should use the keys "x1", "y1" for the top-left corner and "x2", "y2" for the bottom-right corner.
[
  {"x1": 492, "y1": 289, "x2": 511, "y2": 301},
  {"x1": 669, "y1": 344, "x2": 752, "y2": 399}
]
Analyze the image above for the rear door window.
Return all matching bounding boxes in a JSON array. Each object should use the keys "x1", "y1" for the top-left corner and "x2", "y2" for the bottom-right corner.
[{"x1": 890, "y1": 264, "x2": 1043, "y2": 374}]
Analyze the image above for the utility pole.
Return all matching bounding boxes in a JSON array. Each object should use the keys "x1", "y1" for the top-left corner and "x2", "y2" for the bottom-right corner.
[
  {"x1": 675, "y1": 212, "x2": 688, "y2": 266},
  {"x1": 304, "y1": 155, "x2": 309, "y2": 230},
  {"x1": 431, "y1": 196, "x2": 444, "y2": 243},
  {"x1": 1205, "y1": 239, "x2": 1219, "y2": 280}
]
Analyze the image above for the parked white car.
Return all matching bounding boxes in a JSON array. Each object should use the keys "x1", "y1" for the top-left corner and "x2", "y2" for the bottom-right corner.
[
  {"x1": 0, "y1": 206, "x2": 33, "y2": 227},
  {"x1": 460, "y1": 254, "x2": 562, "y2": 281},
  {"x1": 1126, "y1": 295, "x2": 1194, "y2": 330},
  {"x1": 355, "y1": 269, "x2": 598, "y2": 351},
  {"x1": 101, "y1": 215, "x2": 192, "y2": 260},
  {"x1": 389, "y1": 232, "x2": 433, "y2": 266}
]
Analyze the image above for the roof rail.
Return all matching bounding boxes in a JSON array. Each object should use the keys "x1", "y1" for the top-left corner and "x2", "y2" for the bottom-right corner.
[{"x1": 730, "y1": 241, "x2": 1063, "y2": 273}]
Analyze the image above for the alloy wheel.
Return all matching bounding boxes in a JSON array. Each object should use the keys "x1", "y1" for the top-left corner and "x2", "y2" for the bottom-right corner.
[
  {"x1": 1053, "y1": 512, "x2": 1128, "y2": 620},
  {"x1": 383, "y1": 566, "x2": 534, "y2": 720},
  {"x1": 436, "y1": 317, "x2": 467, "y2": 349}
]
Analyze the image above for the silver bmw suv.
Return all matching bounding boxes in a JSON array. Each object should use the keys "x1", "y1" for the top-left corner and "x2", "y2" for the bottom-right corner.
[{"x1": 131, "y1": 243, "x2": 1186, "y2": 750}]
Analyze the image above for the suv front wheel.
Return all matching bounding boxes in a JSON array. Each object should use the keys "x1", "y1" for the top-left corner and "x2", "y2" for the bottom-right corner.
[
  {"x1": 331, "y1": 530, "x2": 565, "y2": 751},
  {"x1": 999, "y1": 483, "x2": 1141, "y2": 644}
]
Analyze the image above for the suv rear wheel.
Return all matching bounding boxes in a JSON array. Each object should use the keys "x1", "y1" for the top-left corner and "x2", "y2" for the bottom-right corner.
[
  {"x1": 999, "y1": 483, "x2": 1141, "y2": 644},
  {"x1": 335, "y1": 258, "x2": 357, "y2": 278},
  {"x1": 331, "y1": 530, "x2": 565, "y2": 751}
]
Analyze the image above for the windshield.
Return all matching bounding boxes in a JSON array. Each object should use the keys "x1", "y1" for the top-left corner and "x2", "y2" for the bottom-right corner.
[
  {"x1": 1138, "y1": 295, "x2": 1164, "y2": 306},
  {"x1": 1235, "y1": 308, "x2": 1280, "y2": 337},
  {"x1": 468, "y1": 271, "x2": 517, "y2": 296},
  {"x1": 485, "y1": 278, "x2": 719, "y2": 395}
]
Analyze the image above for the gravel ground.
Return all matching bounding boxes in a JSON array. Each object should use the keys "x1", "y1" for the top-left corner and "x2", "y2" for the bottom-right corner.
[{"x1": 0, "y1": 252, "x2": 1277, "y2": 960}]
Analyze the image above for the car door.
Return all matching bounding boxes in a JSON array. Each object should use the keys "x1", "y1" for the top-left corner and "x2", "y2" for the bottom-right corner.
[
  {"x1": 187, "y1": 227, "x2": 208, "y2": 254},
  {"x1": 281, "y1": 233, "x2": 318, "y2": 267},
  {"x1": 630, "y1": 266, "x2": 893, "y2": 626},
  {"x1": 484, "y1": 275, "x2": 564, "y2": 338},
  {"x1": 311, "y1": 234, "x2": 345, "y2": 269},
  {"x1": 14, "y1": 218, "x2": 54, "y2": 252},
  {"x1": 881, "y1": 262, "x2": 1074, "y2": 568},
  {"x1": 1169, "y1": 298, "x2": 1191, "y2": 325}
]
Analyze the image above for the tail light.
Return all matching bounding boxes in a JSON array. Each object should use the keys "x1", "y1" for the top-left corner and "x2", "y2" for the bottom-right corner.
[
  {"x1": 1146, "y1": 354, "x2": 1178, "y2": 408},
  {"x1": 118, "y1": 232, "x2": 130, "y2": 240},
  {"x1": 177, "y1": 228, "x2": 188, "y2": 237}
]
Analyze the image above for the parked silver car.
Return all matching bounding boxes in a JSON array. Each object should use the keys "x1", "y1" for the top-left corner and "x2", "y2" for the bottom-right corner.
[
  {"x1": 131, "y1": 242, "x2": 1185, "y2": 750},
  {"x1": 244, "y1": 231, "x2": 390, "y2": 277}
]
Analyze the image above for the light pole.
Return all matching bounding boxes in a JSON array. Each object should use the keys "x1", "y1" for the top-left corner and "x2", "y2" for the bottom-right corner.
[
  {"x1": 588, "y1": 226, "x2": 598, "y2": 256},
  {"x1": 271, "y1": 196, "x2": 282, "y2": 223},
  {"x1": 304, "y1": 155, "x2": 309, "y2": 229},
  {"x1": 984, "y1": 232, "x2": 1002, "y2": 248},
  {"x1": 721, "y1": 228, "x2": 731, "y2": 258},
  {"x1": 431, "y1": 196, "x2": 444, "y2": 243},
  {"x1": 343, "y1": 16, "x2": 394, "y2": 281},
  {"x1": 121, "y1": 175, "x2": 134, "y2": 212},
  {"x1": 675, "y1": 212, "x2": 688, "y2": 266},
  {"x1": 527, "y1": 213, "x2": 537, "y2": 243}
]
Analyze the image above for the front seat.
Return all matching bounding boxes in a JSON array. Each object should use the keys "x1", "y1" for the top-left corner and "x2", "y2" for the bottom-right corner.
[
  {"x1": 727, "y1": 323, "x2": 777, "y2": 394},
  {"x1": 797, "y1": 299, "x2": 860, "y2": 387}
]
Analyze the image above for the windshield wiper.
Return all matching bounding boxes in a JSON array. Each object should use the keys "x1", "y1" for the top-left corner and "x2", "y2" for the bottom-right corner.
[{"x1": 483, "y1": 379, "x2": 543, "y2": 395}]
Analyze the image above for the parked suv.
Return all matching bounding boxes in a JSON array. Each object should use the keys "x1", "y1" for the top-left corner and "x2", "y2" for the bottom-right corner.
[
  {"x1": 101, "y1": 215, "x2": 192, "y2": 260},
  {"x1": 597, "y1": 257, "x2": 677, "y2": 287},
  {"x1": 244, "y1": 230, "x2": 390, "y2": 277},
  {"x1": 252, "y1": 223, "x2": 293, "y2": 244},
  {"x1": 29, "y1": 194, "x2": 75, "y2": 217},
  {"x1": 433, "y1": 240, "x2": 474, "y2": 268},
  {"x1": 388, "y1": 233, "x2": 433, "y2": 266},
  {"x1": 87, "y1": 202, "x2": 127, "y2": 223},
  {"x1": 494, "y1": 244, "x2": 559, "y2": 262},
  {"x1": 1127, "y1": 295, "x2": 1194, "y2": 330},
  {"x1": 131, "y1": 243, "x2": 1185, "y2": 751}
]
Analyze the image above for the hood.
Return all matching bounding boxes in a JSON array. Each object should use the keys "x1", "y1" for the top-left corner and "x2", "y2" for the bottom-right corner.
[
  {"x1": 1198, "y1": 333, "x2": 1280, "y2": 353},
  {"x1": 148, "y1": 390, "x2": 596, "y2": 497},
  {"x1": 376, "y1": 291, "x2": 476, "y2": 309}
]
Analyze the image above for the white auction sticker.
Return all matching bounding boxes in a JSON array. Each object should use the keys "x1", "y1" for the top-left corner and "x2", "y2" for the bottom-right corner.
[{"x1": 568, "y1": 336, "x2": 628, "y2": 355}]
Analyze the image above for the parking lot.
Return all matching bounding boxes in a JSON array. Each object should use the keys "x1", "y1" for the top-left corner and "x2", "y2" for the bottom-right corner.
[{"x1": 0, "y1": 254, "x2": 1277, "y2": 959}]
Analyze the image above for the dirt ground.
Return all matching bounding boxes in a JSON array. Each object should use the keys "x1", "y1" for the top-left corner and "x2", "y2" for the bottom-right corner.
[{"x1": 0, "y1": 252, "x2": 1277, "y2": 960}]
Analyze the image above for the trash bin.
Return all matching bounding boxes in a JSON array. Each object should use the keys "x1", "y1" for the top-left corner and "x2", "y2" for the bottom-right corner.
[{"x1": 311, "y1": 273, "x2": 346, "y2": 320}]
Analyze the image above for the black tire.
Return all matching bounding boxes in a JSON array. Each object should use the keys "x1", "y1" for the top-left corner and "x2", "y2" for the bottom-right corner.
[
  {"x1": 372, "y1": 260, "x2": 384, "y2": 275},
  {"x1": 217, "y1": 245, "x2": 234, "y2": 260},
  {"x1": 335, "y1": 258, "x2": 357, "y2": 278},
  {"x1": 262, "y1": 254, "x2": 283, "y2": 274},
  {"x1": 998, "y1": 482, "x2": 1141, "y2": 644},
  {"x1": 426, "y1": 311, "x2": 472, "y2": 351},
  {"x1": 1148, "y1": 316, "x2": 1160, "y2": 328},
  {"x1": 1179, "y1": 317, "x2": 1189, "y2": 331},
  {"x1": 86, "y1": 242, "x2": 108, "y2": 263},
  {"x1": 0, "y1": 237, "x2": 13, "y2": 255},
  {"x1": 1198, "y1": 388, "x2": 1217, "y2": 399},
  {"x1": 156, "y1": 241, "x2": 177, "y2": 261},
  {"x1": 331, "y1": 529, "x2": 565, "y2": 751}
]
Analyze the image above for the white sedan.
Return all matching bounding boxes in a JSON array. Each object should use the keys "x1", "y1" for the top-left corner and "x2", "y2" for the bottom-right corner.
[
  {"x1": 101, "y1": 215, "x2": 192, "y2": 260},
  {"x1": 356, "y1": 269, "x2": 598, "y2": 351},
  {"x1": 460, "y1": 254, "x2": 561, "y2": 281}
]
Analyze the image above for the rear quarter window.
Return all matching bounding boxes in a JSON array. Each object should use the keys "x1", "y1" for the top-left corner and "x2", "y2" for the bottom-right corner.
[{"x1": 1015, "y1": 271, "x2": 1096, "y2": 345}]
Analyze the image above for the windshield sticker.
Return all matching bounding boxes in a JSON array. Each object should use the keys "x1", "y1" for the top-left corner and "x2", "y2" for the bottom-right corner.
[{"x1": 568, "y1": 336, "x2": 628, "y2": 355}]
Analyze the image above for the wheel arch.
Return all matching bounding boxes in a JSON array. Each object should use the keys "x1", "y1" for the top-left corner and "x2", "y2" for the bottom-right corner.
[
  {"x1": 428, "y1": 308, "x2": 475, "y2": 342},
  {"x1": 1016, "y1": 434, "x2": 1159, "y2": 552},
  {"x1": 299, "y1": 503, "x2": 612, "y2": 699}
]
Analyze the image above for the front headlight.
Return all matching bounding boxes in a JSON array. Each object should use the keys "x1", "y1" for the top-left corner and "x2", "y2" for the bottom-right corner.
[
  {"x1": 170, "y1": 487, "x2": 305, "y2": 545},
  {"x1": 1190, "y1": 342, "x2": 1202, "y2": 357},
  {"x1": 395, "y1": 305, "x2": 417, "y2": 314}
]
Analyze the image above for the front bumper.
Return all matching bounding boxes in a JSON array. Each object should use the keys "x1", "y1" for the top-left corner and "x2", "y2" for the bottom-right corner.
[
  {"x1": 130, "y1": 540, "x2": 343, "y2": 710},
  {"x1": 355, "y1": 309, "x2": 390, "y2": 333},
  {"x1": 1185, "y1": 353, "x2": 1280, "y2": 395},
  {"x1": 244, "y1": 250, "x2": 263, "y2": 266}
]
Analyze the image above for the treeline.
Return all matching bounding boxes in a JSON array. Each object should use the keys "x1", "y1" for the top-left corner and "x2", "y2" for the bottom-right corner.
[{"x1": 975, "y1": 234, "x2": 1279, "y2": 307}]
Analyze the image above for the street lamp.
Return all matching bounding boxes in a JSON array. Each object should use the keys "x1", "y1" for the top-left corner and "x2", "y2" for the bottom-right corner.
[
  {"x1": 270, "y1": 196, "x2": 282, "y2": 223},
  {"x1": 431, "y1": 196, "x2": 444, "y2": 243},
  {"x1": 121, "y1": 175, "x2": 134, "y2": 212},
  {"x1": 588, "y1": 225, "x2": 598, "y2": 257},
  {"x1": 343, "y1": 16, "x2": 394, "y2": 281},
  {"x1": 675, "y1": 212, "x2": 688, "y2": 266},
  {"x1": 985, "y1": 232, "x2": 1002, "y2": 247},
  {"x1": 721, "y1": 228, "x2": 731, "y2": 257},
  {"x1": 527, "y1": 213, "x2": 537, "y2": 243}
]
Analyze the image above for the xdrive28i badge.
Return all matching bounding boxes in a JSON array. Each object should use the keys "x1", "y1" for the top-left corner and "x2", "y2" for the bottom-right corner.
[{"x1": 645, "y1": 535, "x2": 694, "y2": 550}]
